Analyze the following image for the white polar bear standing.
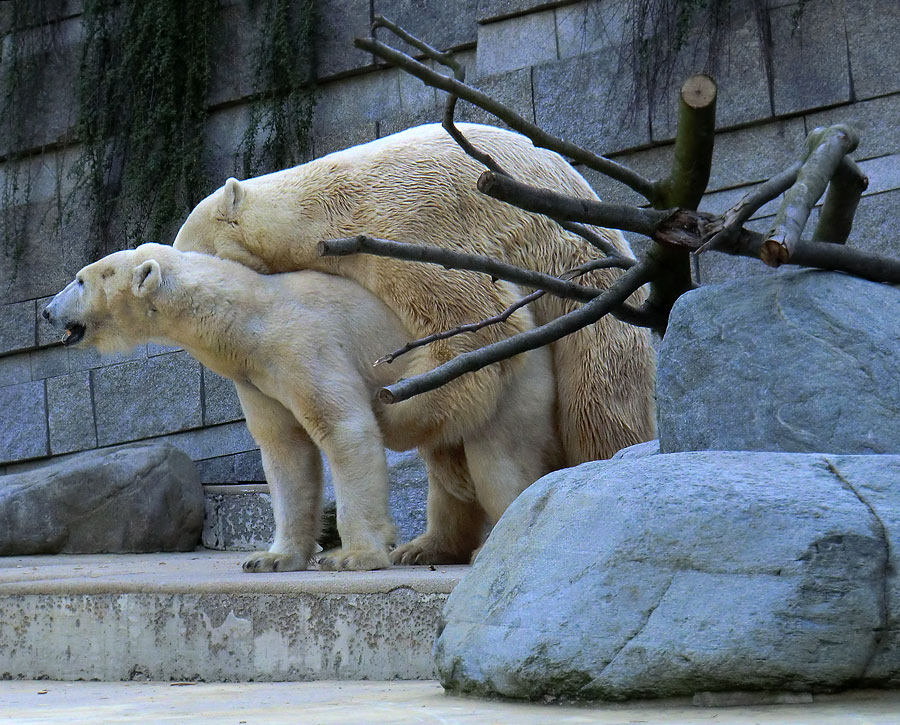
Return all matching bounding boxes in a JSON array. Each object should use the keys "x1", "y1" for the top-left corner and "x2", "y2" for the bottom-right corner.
[
  {"x1": 42, "y1": 244, "x2": 562, "y2": 571},
  {"x1": 173, "y1": 123, "x2": 656, "y2": 468}
]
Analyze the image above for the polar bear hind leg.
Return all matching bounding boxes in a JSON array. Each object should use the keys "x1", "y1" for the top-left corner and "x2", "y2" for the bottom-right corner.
[{"x1": 391, "y1": 444, "x2": 487, "y2": 565}]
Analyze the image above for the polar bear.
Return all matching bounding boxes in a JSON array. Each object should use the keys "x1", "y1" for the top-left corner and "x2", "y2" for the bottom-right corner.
[
  {"x1": 173, "y1": 123, "x2": 655, "y2": 476},
  {"x1": 42, "y1": 244, "x2": 561, "y2": 571}
]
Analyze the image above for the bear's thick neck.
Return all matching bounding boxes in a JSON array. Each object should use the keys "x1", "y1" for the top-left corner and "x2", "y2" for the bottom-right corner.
[{"x1": 151, "y1": 263, "x2": 262, "y2": 380}]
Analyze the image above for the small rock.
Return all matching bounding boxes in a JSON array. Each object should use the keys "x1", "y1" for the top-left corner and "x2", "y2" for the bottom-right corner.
[
  {"x1": 612, "y1": 440, "x2": 660, "y2": 459},
  {"x1": 0, "y1": 444, "x2": 203, "y2": 554}
]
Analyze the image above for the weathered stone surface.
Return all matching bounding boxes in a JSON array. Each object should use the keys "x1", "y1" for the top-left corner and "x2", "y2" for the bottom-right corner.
[
  {"x1": 857, "y1": 154, "x2": 900, "y2": 197},
  {"x1": 846, "y1": 0, "x2": 900, "y2": 101},
  {"x1": 845, "y1": 190, "x2": 900, "y2": 259},
  {"x1": 375, "y1": 66, "x2": 441, "y2": 141},
  {"x1": 315, "y1": 0, "x2": 373, "y2": 79},
  {"x1": 807, "y1": 94, "x2": 900, "y2": 165},
  {"x1": 0, "y1": 19, "x2": 80, "y2": 158},
  {"x1": 46, "y1": 371, "x2": 96, "y2": 455},
  {"x1": 0, "y1": 551, "x2": 460, "y2": 682},
  {"x1": 312, "y1": 122, "x2": 379, "y2": 159},
  {"x1": 555, "y1": 0, "x2": 625, "y2": 59},
  {"x1": 434, "y1": 452, "x2": 900, "y2": 700},
  {"x1": 476, "y1": 0, "x2": 570, "y2": 23},
  {"x1": 453, "y1": 65, "x2": 535, "y2": 130},
  {"x1": 650, "y1": 10, "x2": 773, "y2": 138},
  {"x1": 29, "y1": 346, "x2": 68, "y2": 380},
  {"x1": 0, "y1": 444, "x2": 203, "y2": 554},
  {"x1": 67, "y1": 343, "x2": 148, "y2": 374},
  {"x1": 657, "y1": 270, "x2": 900, "y2": 454},
  {"x1": 0, "y1": 199, "x2": 93, "y2": 305},
  {"x1": 203, "y1": 368, "x2": 244, "y2": 426},
  {"x1": 0, "y1": 353, "x2": 31, "y2": 388},
  {"x1": 0, "y1": 380, "x2": 47, "y2": 463},
  {"x1": 705, "y1": 118, "x2": 807, "y2": 191},
  {"x1": 203, "y1": 486, "x2": 275, "y2": 551},
  {"x1": 375, "y1": 0, "x2": 478, "y2": 52},
  {"x1": 476, "y1": 9, "x2": 557, "y2": 77},
  {"x1": 154, "y1": 421, "x2": 257, "y2": 461},
  {"x1": 0, "y1": 300, "x2": 35, "y2": 356},
  {"x1": 93, "y1": 351, "x2": 202, "y2": 446},
  {"x1": 533, "y1": 50, "x2": 651, "y2": 154},
  {"x1": 207, "y1": 2, "x2": 258, "y2": 107},
  {"x1": 611, "y1": 439, "x2": 659, "y2": 459},
  {"x1": 771, "y1": 1, "x2": 851, "y2": 115}
]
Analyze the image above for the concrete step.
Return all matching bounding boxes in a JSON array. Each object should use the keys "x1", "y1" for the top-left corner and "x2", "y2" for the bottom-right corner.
[{"x1": 0, "y1": 551, "x2": 464, "y2": 682}]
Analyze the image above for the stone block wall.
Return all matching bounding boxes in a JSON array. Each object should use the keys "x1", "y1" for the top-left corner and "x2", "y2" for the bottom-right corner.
[{"x1": 1, "y1": 0, "x2": 898, "y2": 477}]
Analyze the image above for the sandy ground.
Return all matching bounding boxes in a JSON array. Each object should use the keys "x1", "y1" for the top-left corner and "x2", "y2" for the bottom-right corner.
[{"x1": 2, "y1": 681, "x2": 900, "y2": 724}]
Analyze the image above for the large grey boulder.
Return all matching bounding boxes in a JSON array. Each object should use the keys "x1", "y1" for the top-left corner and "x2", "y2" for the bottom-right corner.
[
  {"x1": 0, "y1": 444, "x2": 204, "y2": 554},
  {"x1": 434, "y1": 451, "x2": 900, "y2": 701},
  {"x1": 657, "y1": 270, "x2": 900, "y2": 454}
]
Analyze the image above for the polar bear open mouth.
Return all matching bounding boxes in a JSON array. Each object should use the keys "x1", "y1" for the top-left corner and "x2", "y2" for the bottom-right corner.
[{"x1": 62, "y1": 323, "x2": 86, "y2": 346}]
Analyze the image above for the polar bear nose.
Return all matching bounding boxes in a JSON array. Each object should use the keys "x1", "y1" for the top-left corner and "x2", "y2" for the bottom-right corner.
[{"x1": 42, "y1": 306, "x2": 52, "y2": 322}]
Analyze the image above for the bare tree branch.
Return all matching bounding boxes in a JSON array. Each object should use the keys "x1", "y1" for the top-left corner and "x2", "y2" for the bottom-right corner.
[
  {"x1": 477, "y1": 171, "x2": 667, "y2": 237},
  {"x1": 377, "y1": 261, "x2": 655, "y2": 404},
  {"x1": 372, "y1": 15, "x2": 461, "y2": 74},
  {"x1": 374, "y1": 288, "x2": 546, "y2": 367},
  {"x1": 812, "y1": 156, "x2": 868, "y2": 244},
  {"x1": 354, "y1": 31, "x2": 659, "y2": 203},
  {"x1": 555, "y1": 220, "x2": 633, "y2": 261},
  {"x1": 696, "y1": 161, "x2": 803, "y2": 254},
  {"x1": 761, "y1": 124, "x2": 860, "y2": 266},
  {"x1": 643, "y1": 74, "x2": 717, "y2": 330},
  {"x1": 318, "y1": 234, "x2": 618, "y2": 300},
  {"x1": 373, "y1": 256, "x2": 656, "y2": 367}
]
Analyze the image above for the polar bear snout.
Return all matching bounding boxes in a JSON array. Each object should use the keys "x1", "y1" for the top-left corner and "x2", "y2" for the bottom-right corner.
[{"x1": 43, "y1": 283, "x2": 88, "y2": 346}]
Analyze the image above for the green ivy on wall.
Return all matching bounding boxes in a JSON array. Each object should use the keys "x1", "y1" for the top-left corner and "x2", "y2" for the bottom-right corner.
[
  {"x1": 239, "y1": 0, "x2": 317, "y2": 177},
  {"x1": 74, "y1": 0, "x2": 218, "y2": 248},
  {"x1": 0, "y1": 0, "x2": 62, "y2": 293},
  {"x1": 1, "y1": 0, "x2": 317, "y2": 285}
]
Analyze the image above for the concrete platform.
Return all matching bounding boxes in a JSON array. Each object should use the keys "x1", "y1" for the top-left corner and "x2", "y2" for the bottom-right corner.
[
  {"x1": 2, "y1": 681, "x2": 900, "y2": 724},
  {"x1": 0, "y1": 551, "x2": 464, "y2": 682}
]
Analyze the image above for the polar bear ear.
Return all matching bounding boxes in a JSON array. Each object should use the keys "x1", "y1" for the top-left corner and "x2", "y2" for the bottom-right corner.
[
  {"x1": 219, "y1": 177, "x2": 245, "y2": 220},
  {"x1": 132, "y1": 259, "x2": 162, "y2": 298}
]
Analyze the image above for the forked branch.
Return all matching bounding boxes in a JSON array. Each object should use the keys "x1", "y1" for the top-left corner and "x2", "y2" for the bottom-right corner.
[
  {"x1": 377, "y1": 261, "x2": 655, "y2": 404},
  {"x1": 373, "y1": 257, "x2": 636, "y2": 367},
  {"x1": 761, "y1": 124, "x2": 860, "y2": 266},
  {"x1": 355, "y1": 29, "x2": 658, "y2": 202}
]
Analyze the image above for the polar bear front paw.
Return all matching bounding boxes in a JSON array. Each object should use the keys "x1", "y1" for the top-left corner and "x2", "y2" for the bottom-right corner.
[
  {"x1": 242, "y1": 551, "x2": 310, "y2": 573},
  {"x1": 317, "y1": 547, "x2": 391, "y2": 571},
  {"x1": 390, "y1": 536, "x2": 472, "y2": 566}
]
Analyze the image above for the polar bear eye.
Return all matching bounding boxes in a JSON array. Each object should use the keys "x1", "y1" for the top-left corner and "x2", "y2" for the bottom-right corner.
[{"x1": 76, "y1": 277, "x2": 84, "y2": 286}]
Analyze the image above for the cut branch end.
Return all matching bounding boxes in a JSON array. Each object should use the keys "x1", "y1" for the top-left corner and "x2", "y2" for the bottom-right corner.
[{"x1": 680, "y1": 73, "x2": 717, "y2": 110}]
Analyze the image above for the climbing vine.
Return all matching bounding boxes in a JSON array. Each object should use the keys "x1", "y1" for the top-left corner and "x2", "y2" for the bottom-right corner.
[
  {"x1": 616, "y1": 0, "x2": 807, "y2": 123},
  {"x1": 0, "y1": 0, "x2": 318, "y2": 285},
  {"x1": 238, "y1": 0, "x2": 317, "y2": 177},
  {"x1": 74, "y1": 0, "x2": 218, "y2": 250},
  {"x1": 0, "y1": 0, "x2": 63, "y2": 294}
]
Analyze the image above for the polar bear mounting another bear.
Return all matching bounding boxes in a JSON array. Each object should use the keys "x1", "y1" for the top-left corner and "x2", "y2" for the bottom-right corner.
[
  {"x1": 42, "y1": 244, "x2": 562, "y2": 571},
  {"x1": 173, "y1": 123, "x2": 656, "y2": 469}
]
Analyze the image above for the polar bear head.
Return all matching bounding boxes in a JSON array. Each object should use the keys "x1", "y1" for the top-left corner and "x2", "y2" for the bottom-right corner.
[
  {"x1": 42, "y1": 243, "x2": 171, "y2": 353},
  {"x1": 173, "y1": 174, "x2": 334, "y2": 274},
  {"x1": 174, "y1": 178, "x2": 283, "y2": 274}
]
